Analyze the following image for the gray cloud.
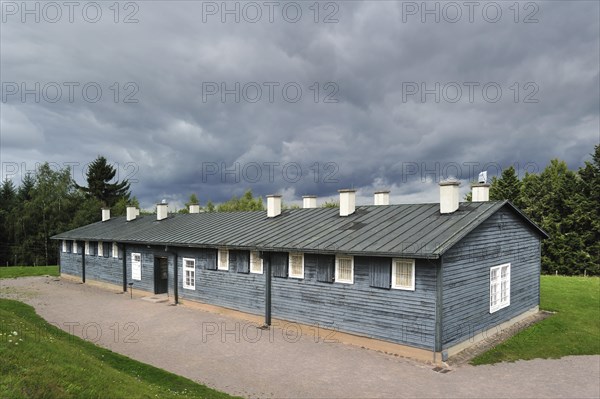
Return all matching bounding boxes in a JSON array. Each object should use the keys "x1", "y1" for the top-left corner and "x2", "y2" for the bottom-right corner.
[{"x1": 1, "y1": 1, "x2": 598, "y2": 210}]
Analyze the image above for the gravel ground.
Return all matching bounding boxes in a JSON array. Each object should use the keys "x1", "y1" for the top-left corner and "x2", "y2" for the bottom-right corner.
[{"x1": 1, "y1": 276, "x2": 599, "y2": 399}]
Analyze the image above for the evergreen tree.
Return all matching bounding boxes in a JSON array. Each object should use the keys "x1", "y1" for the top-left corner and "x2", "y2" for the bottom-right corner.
[
  {"x1": 77, "y1": 156, "x2": 130, "y2": 207},
  {"x1": 0, "y1": 180, "x2": 17, "y2": 265},
  {"x1": 490, "y1": 166, "x2": 523, "y2": 206}
]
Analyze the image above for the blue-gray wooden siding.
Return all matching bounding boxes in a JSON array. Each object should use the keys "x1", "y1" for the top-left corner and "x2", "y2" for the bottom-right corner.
[
  {"x1": 440, "y1": 208, "x2": 541, "y2": 348},
  {"x1": 173, "y1": 248, "x2": 265, "y2": 315},
  {"x1": 269, "y1": 254, "x2": 438, "y2": 349}
]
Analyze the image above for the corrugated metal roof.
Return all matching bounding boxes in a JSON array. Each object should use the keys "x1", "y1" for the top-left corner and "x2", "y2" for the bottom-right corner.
[{"x1": 51, "y1": 201, "x2": 547, "y2": 259}]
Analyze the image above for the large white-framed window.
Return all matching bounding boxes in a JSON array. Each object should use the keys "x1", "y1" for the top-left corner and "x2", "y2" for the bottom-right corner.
[
  {"x1": 490, "y1": 263, "x2": 511, "y2": 313},
  {"x1": 250, "y1": 251, "x2": 263, "y2": 274},
  {"x1": 97, "y1": 241, "x2": 104, "y2": 257},
  {"x1": 392, "y1": 258, "x2": 415, "y2": 291},
  {"x1": 112, "y1": 242, "x2": 119, "y2": 258},
  {"x1": 218, "y1": 248, "x2": 229, "y2": 271},
  {"x1": 183, "y1": 258, "x2": 196, "y2": 290},
  {"x1": 289, "y1": 252, "x2": 304, "y2": 279},
  {"x1": 85, "y1": 241, "x2": 90, "y2": 255},
  {"x1": 131, "y1": 252, "x2": 142, "y2": 281},
  {"x1": 335, "y1": 255, "x2": 354, "y2": 284},
  {"x1": 62, "y1": 240, "x2": 67, "y2": 253}
]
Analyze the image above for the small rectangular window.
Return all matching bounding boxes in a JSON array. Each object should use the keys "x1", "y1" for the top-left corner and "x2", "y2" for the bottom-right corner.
[
  {"x1": 62, "y1": 240, "x2": 67, "y2": 253},
  {"x1": 112, "y1": 242, "x2": 118, "y2": 258},
  {"x1": 66, "y1": 240, "x2": 72, "y2": 253},
  {"x1": 183, "y1": 258, "x2": 195, "y2": 290},
  {"x1": 250, "y1": 251, "x2": 263, "y2": 274},
  {"x1": 392, "y1": 258, "x2": 415, "y2": 290},
  {"x1": 271, "y1": 252, "x2": 289, "y2": 278},
  {"x1": 98, "y1": 241, "x2": 104, "y2": 257},
  {"x1": 85, "y1": 241, "x2": 90, "y2": 255},
  {"x1": 218, "y1": 249, "x2": 229, "y2": 271},
  {"x1": 335, "y1": 255, "x2": 354, "y2": 284},
  {"x1": 103, "y1": 242, "x2": 110, "y2": 258},
  {"x1": 490, "y1": 263, "x2": 510, "y2": 313},
  {"x1": 316, "y1": 255, "x2": 335, "y2": 283},
  {"x1": 370, "y1": 258, "x2": 391, "y2": 289},
  {"x1": 289, "y1": 253, "x2": 304, "y2": 279},
  {"x1": 131, "y1": 253, "x2": 142, "y2": 281}
]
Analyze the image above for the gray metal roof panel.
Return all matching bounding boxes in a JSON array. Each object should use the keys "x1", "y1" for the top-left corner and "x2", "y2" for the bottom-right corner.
[{"x1": 52, "y1": 201, "x2": 547, "y2": 258}]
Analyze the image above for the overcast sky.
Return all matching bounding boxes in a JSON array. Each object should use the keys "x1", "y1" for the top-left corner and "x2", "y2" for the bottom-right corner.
[{"x1": 1, "y1": 1, "x2": 598, "y2": 210}]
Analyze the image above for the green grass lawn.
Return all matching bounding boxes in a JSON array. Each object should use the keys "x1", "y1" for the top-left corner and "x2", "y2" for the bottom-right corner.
[
  {"x1": 0, "y1": 266, "x2": 60, "y2": 278},
  {"x1": 0, "y1": 299, "x2": 236, "y2": 398},
  {"x1": 472, "y1": 275, "x2": 600, "y2": 365}
]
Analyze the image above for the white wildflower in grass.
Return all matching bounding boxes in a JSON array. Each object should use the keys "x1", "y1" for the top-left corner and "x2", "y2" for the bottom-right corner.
[{"x1": 12, "y1": 331, "x2": 18, "y2": 336}]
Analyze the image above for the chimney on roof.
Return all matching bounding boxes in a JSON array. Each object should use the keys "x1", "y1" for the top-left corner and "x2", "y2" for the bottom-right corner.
[
  {"x1": 126, "y1": 206, "x2": 137, "y2": 221},
  {"x1": 374, "y1": 190, "x2": 390, "y2": 206},
  {"x1": 101, "y1": 207, "x2": 110, "y2": 222},
  {"x1": 157, "y1": 202, "x2": 168, "y2": 221},
  {"x1": 302, "y1": 195, "x2": 317, "y2": 209},
  {"x1": 189, "y1": 204, "x2": 200, "y2": 213},
  {"x1": 439, "y1": 180, "x2": 460, "y2": 214},
  {"x1": 471, "y1": 183, "x2": 490, "y2": 202},
  {"x1": 339, "y1": 189, "x2": 356, "y2": 216},
  {"x1": 267, "y1": 195, "x2": 282, "y2": 217}
]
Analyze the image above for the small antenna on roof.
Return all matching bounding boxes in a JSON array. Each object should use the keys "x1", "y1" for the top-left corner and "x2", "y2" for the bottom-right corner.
[
  {"x1": 161, "y1": 199, "x2": 167, "y2": 204},
  {"x1": 478, "y1": 171, "x2": 488, "y2": 184}
]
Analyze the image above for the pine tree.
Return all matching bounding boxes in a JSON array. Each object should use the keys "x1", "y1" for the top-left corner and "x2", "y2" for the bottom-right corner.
[
  {"x1": 76, "y1": 156, "x2": 130, "y2": 207},
  {"x1": 490, "y1": 166, "x2": 523, "y2": 206}
]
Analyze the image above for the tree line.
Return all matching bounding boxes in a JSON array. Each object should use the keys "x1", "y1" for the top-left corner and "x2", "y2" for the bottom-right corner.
[
  {"x1": 1, "y1": 147, "x2": 598, "y2": 274},
  {"x1": 468, "y1": 145, "x2": 599, "y2": 276}
]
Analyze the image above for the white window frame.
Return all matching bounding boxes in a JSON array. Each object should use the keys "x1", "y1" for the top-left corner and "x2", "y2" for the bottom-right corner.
[
  {"x1": 72, "y1": 241, "x2": 78, "y2": 254},
  {"x1": 392, "y1": 258, "x2": 416, "y2": 291},
  {"x1": 97, "y1": 241, "x2": 103, "y2": 257},
  {"x1": 182, "y1": 258, "x2": 196, "y2": 290},
  {"x1": 217, "y1": 249, "x2": 229, "y2": 271},
  {"x1": 335, "y1": 255, "x2": 354, "y2": 284},
  {"x1": 288, "y1": 252, "x2": 304, "y2": 279},
  {"x1": 62, "y1": 240, "x2": 67, "y2": 253},
  {"x1": 250, "y1": 251, "x2": 263, "y2": 274},
  {"x1": 85, "y1": 241, "x2": 90, "y2": 255},
  {"x1": 490, "y1": 263, "x2": 511, "y2": 313},
  {"x1": 112, "y1": 242, "x2": 119, "y2": 258},
  {"x1": 131, "y1": 252, "x2": 142, "y2": 281}
]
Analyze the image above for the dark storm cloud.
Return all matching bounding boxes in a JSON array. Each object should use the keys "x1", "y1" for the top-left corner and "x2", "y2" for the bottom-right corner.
[{"x1": 1, "y1": 1, "x2": 598, "y2": 210}]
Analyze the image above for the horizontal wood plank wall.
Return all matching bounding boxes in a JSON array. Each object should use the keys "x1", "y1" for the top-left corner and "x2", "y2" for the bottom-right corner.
[
  {"x1": 271, "y1": 254, "x2": 438, "y2": 349},
  {"x1": 60, "y1": 251, "x2": 82, "y2": 277},
  {"x1": 441, "y1": 208, "x2": 541, "y2": 348},
  {"x1": 125, "y1": 245, "x2": 156, "y2": 293},
  {"x1": 84, "y1": 253, "x2": 123, "y2": 286},
  {"x1": 176, "y1": 248, "x2": 265, "y2": 315}
]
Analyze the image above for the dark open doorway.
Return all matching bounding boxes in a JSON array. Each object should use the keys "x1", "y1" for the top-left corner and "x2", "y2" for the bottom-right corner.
[{"x1": 154, "y1": 256, "x2": 168, "y2": 294}]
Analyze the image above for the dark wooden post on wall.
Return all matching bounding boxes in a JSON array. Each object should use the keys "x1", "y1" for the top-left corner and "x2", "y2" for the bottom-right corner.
[
  {"x1": 264, "y1": 252, "x2": 272, "y2": 326},
  {"x1": 122, "y1": 244, "x2": 127, "y2": 292},
  {"x1": 173, "y1": 252, "x2": 179, "y2": 304},
  {"x1": 80, "y1": 241, "x2": 86, "y2": 283}
]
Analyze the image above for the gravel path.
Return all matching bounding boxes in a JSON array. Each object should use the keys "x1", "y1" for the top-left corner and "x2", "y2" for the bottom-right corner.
[{"x1": 2, "y1": 276, "x2": 599, "y2": 399}]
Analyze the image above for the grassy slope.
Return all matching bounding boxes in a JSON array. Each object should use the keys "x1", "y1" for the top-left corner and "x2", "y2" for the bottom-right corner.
[
  {"x1": 0, "y1": 266, "x2": 60, "y2": 278},
  {"x1": 471, "y1": 276, "x2": 600, "y2": 364},
  {"x1": 0, "y1": 299, "x2": 236, "y2": 398}
]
